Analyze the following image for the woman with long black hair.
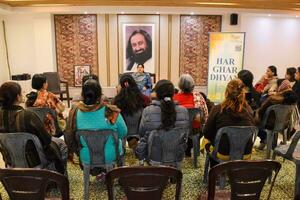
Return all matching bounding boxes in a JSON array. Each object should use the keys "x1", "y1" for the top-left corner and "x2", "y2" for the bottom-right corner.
[
  {"x1": 136, "y1": 80, "x2": 189, "y2": 160},
  {"x1": 113, "y1": 74, "x2": 150, "y2": 148}
]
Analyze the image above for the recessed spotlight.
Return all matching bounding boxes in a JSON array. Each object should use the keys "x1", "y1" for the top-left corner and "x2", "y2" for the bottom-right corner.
[
  {"x1": 268, "y1": 14, "x2": 271, "y2": 17},
  {"x1": 190, "y1": 12, "x2": 194, "y2": 15},
  {"x1": 121, "y1": 11, "x2": 125, "y2": 14},
  {"x1": 84, "y1": 11, "x2": 88, "y2": 14},
  {"x1": 296, "y1": 16, "x2": 299, "y2": 18},
  {"x1": 156, "y1": 12, "x2": 160, "y2": 14}
]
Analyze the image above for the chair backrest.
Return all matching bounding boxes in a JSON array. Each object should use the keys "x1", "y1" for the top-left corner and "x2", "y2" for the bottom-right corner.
[
  {"x1": 76, "y1": 130, "x2": 119, "y2": 166},
  {"x1": 106, "y1": 166, "x2": 182, "y2": 200},
  {"x1": 27, "y1": 107, "x2": 63, "y2": 137},
  {"x1": 0, "y1": 168, "x2": 69, "y2": 200},
  {"x1": 212, "y1": 126, "x2": 258, "y2": 161},
  {"x1": 122, "y1": 109, "x2": 143, "y2": 137},
  {"x1": 43, "y1": 72, "x2": 61, "y2": 93},
  {"x1": 208, "y1": 160, "x2": 281, "y2": 200},
  {"x1": 0, "y1": 132, "x2": 49, "y2": 168},
  {"x1": 149, "y1": 73, "x2": 156, "y2": 83},
  {"x1": 187, "y1": 108, "x2": 204, "y2": 136},
  {"x1": 285, "y1": 130, "x2": 300, "y2": 159},
  {"x1": 147, "y1": 127, "x2": 188, "y2": 165},
  {"x1": 262, "y1": 104, "x2": 294, "y2": 132}
]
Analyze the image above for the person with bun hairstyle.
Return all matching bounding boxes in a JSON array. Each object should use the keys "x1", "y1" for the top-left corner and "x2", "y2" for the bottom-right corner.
[
  {"x1": 26, "y1": 74, "x2": 66, "y2": 134},
  {"x1": 66, "y1": 79, "x2": 127, "y2": 166},
  {"x1": 136, "y1": 80, "x2": 189, "y2": 160},
  {"x1": 0, "y1": 82, "x2": 67, "y2": 174},
  {"x1": 202, "y1": 79, "x2": 255, "y2": 166},
  {"x1": 255, "y1": 65, "x2": 278, "y2": 94}
]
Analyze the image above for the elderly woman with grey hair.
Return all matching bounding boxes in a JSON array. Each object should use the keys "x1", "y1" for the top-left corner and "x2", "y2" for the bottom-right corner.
[{"x1": 173, "y1": 74, "x2": 208, "y2": 157}]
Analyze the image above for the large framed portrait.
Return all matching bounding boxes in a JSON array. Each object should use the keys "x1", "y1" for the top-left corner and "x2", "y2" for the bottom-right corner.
[
  {"x1": 122, "y1": 24, "x2": 155, "y2": 73},
  {"x1": 74, "y1": 65, "x2": 91, "y2": 86}
]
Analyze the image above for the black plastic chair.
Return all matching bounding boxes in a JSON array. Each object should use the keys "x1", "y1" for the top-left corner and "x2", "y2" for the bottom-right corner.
[
  {"x1": 187, "y1": 108, "x2": 204, "y2": 168},
  {"x1": 106, "y1": 166, "x2": 182, "y2": 200},
  {"x1": 201, "y1": 160, "x2": 281, "y2": 200},
  {"x1": 273, "y1": 130, "x2": 300, "y2": 161},
  {"x1": 0, "y1": 132, "x2": 56, "y2": 170},
  {"x1": 0, "y1": 168, "x2": 69, "y2": 200},
  {"x1": 146, "y1": 127, "x2": 188, "y2": 169},
  {"x1": 203, "y1": 126, "x2": 258, "y2": 184},
  {"x1": 27, "y1": 107, "x2": 63, "y2": 137},
  {"x1": 76, "y1": 130, "x2": 121, "y2": 200},
  {"x1": 122, "y1": 109, "x2": 143, "y2": 141},
  {"x1": 43, "y1": 72, "x2": 71, "y2": 107},
  {"x1": 261, "y1": 104, "x2": 294, "y2": 159}
]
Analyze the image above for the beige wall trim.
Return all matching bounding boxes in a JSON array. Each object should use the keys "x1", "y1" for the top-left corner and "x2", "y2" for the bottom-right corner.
[
  {"x1": 167, "y1": 15, "x2": 172, "y2": 80},
  {"x1": 105, "y1": 14, "x2": 111, "y2": 85}
]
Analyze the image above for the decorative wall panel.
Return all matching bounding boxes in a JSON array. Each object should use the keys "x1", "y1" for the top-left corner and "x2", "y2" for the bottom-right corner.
[
  {"x1": 180, "y1": 15, "x2": 221, "y2": 86},
  {"x1": 54, "y1": 14, "x2": 98, "y2": 86}
]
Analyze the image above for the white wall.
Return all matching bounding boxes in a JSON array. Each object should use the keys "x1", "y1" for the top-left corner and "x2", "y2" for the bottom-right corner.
[
  {"x1": 241, "y1": 14, "x2": 300, "y2": 82},
  {"x1": 4, "y1": 13, "x2": 55, "y2": 77},
  {"x1": 0, "y1": 15, "x2": 9, "y2": 84},
  {"x1": 2, "y1": 8, "x2": 300, "y2": 86}
]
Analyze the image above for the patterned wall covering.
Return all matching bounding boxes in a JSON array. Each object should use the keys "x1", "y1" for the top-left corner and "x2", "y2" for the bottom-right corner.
[
  {"x1": 180, "y1": 15, "x2": 221, "y2": 86},
  {"x1": 54, "y1": 14, "x2": 98, "y2": 86}
]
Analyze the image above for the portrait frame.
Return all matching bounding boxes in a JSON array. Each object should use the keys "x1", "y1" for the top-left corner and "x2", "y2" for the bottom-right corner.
[
  {"x1": 74, "y1": 65, "x2": 91, "y2": 87},
  {"x1": 122, "y1": 23, "x2": 155, "y2": 73},
  {"x1": 118, "y1": 15, "x2": 160, "y2": 77}
]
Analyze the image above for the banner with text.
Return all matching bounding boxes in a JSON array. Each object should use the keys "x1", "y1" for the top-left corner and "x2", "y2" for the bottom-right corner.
[{"x1": 207, "y1": 32, "x2": 245, "y2": 103}]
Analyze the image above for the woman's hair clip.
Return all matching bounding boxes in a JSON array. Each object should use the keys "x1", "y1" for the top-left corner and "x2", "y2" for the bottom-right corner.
[{"x1": 163, "y1": 97, "x2": 171, "y2": 102}]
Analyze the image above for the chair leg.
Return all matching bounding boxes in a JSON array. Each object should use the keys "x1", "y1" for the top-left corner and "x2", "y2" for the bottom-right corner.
[
  {"x1": 192, "y1": 135, "x2": 199, "y2": 168},
  {"x1": 266, "y1": 130, "x2": 273, "y2": 159},
  {"x1": 283, "y1": 129, "x2": 287, "y2": 145},
  {"x1": 66, "y1": 91, "x2": 70, "y2": 107},
  {"x1": 203, "y1": 153, "x2": 210, "y2": 184},
  {"x1": 219, "y1": 174, "x2": 226, "y2": 189},
  {"x1": 83, "y1": 165, "x2": 90, "y2": 200}
]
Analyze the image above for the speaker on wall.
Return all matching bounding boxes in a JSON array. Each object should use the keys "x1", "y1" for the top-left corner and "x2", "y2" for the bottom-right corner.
[{"x1": 230, "y1": 13, "x2": 238, "y2": 25}]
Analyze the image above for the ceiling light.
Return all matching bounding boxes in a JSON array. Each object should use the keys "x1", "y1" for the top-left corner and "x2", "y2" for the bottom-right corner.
[
  {"x1": 190, "y1": 12, "x2": 194, "y2": 15},
  {"x1": 268, "y1": 14, "x2": 272, "y2": 17},
  {"x1": 84, "y1": 11, "x2": 88, "y2": 14},
  {"x1": 296, "y1": 16, "x2": 299, "y2": 18},
  {"x1": 156, "y1": 12, "x2": 160, "y2": 14},
  {"x1": 121, "y1": 11, "x2": 125, "y2": 14},
  {"x1": 195, "y1": 2, "x2": 238, "y2": 6}
]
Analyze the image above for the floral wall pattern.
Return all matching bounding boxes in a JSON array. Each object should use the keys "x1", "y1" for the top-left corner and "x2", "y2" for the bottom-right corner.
[
  {"x1": 54, "y1": 14, "x2": 98, "y2": 86},
  {"x1": 180, "y1": 15, "x2": 222, "y2": 86}
]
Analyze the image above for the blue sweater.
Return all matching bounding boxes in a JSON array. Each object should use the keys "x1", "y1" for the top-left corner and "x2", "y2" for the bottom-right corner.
[{"x1": 76, "y1": 107, "x2": 127, "y2": 164}]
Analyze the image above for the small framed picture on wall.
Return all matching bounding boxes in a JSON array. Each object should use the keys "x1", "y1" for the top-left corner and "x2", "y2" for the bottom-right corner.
[{"x1": 74, "y1": 65, "x2": 91, "y2": 86}]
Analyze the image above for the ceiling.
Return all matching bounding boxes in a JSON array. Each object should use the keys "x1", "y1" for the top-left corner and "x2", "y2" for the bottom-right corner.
[{"x1": 0, "y1": 0, "x2": 300, "y2": 11}]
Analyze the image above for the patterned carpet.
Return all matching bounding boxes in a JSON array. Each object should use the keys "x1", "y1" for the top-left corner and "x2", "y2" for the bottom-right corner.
[{"x1": 0, "y1": 148, "x2": 296, "y2": 200}]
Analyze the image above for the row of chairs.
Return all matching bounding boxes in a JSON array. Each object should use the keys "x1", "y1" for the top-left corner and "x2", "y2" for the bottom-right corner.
[
  {"x1": 1, "y1": 128, "x2": 298, "y2": 199},
  {"x1": 0, "y1": 160, "x2": 281, "y2": 200}
]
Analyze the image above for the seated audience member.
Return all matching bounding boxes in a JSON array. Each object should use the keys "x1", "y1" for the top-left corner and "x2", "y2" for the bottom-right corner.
[
  {"x1": 65, "y1": 79, "x2": 127, "y2": 167},
  {"x1": 174, "y1": 74, "x2": 208, "y2": 119},
  {"x1": 26, "y1": 74, "x2": 66, "y2": 134},
  {"x1": 173, "y1": 74, "x2": 208, "y2": 157},
  {"x1": 0, "y1": 82, "x2": 67, "y2": 174},
  {"x1": 113, "y1": 74, "x2": 150, "y2": 148},
  {"x1": 203, "y1": 79, "x2": 255, "y2": 166},
  {"x1": 136, "y1": 79, "x2": 189, "y2": 161},
  {"x1": 293, "y1": 67, "x2": 300, "y2": 110},
  {"x1": 286, "y1": 67, "x2": 297, "y2": 88},
  {"x1": 256, "y1": 80, "x2": 297, "y2": 150},
  {"x1": 199, "y1": 92, "x2": 215, "y2": 113},
  {"x1": 255, "y1": 65, "x2": 278, "y2": 94},
  {"x1": 238, "y1": 70, "x2": 261, "y2": 110},
  {"x1": 131, "y1": 64, "x2": 152, "y2": 96}
]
